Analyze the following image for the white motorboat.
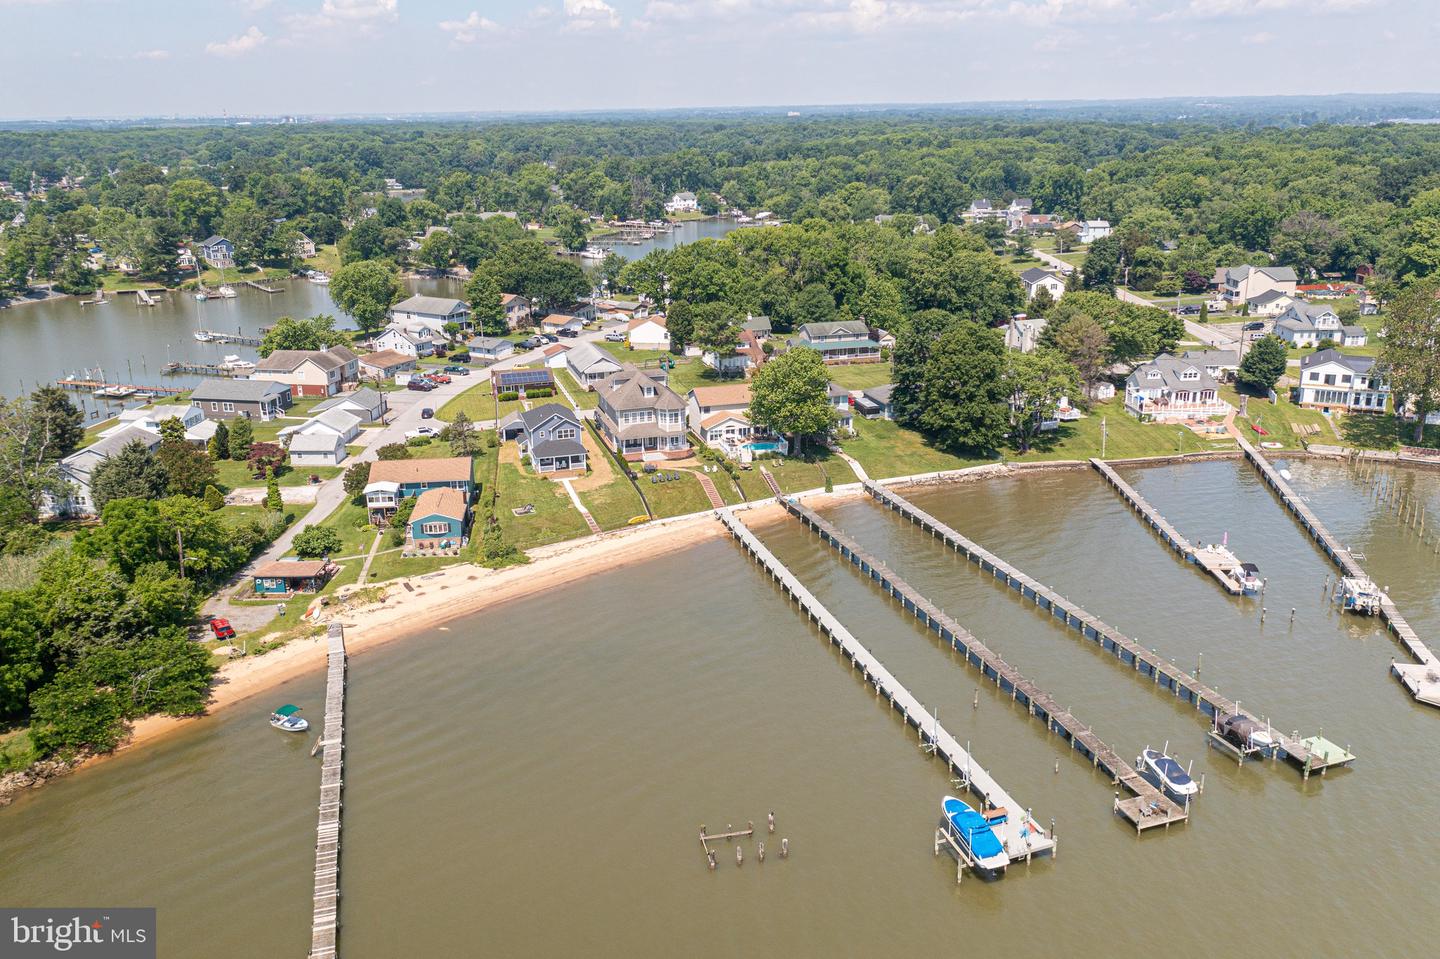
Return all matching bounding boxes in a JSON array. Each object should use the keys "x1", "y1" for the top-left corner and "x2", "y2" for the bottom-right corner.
[
  {"x1": 1139, "y1": 746, "x2": 1199, "y2": 801},
  {"x1": 270, "y1": 704, "x2": 309, "y2": 733}
]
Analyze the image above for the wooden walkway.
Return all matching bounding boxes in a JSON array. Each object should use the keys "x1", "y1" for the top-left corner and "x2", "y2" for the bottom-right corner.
[
  {"x1": 863, "y1": 481, "x2": 1351, "y2": 778},
  {"x1": 716, "y1": 508, "x2": 1060, "y2": 860},
  {"x1": 197, "y1": 330, "x2": 263, "y2": 346},
  {"x1": 308, "y1": 624, "x2": 348, "y2": 959},
  {"x1": 1237, "y1": 439, "x2": 1440, "y2": 707},
  {"x1": 1090, "y1": 459, "x2": 1246, "y2": 595},
  {"x1": 778, "y1": 499, "x2": 1188, "y2": 832}
]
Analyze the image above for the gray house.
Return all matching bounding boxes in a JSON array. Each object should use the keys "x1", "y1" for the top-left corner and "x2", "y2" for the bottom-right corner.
[
  {"x1": 190, "y1": 378, "x2": 292, "y2": 421},
  {"x1": 855, "y1": 384, "x2": 895, "y2": 420},
  {"x1": 564, "y1": 341, "x2": 623, "y2": 389},
  {"x1": 467, "y1": 336, "x2": 515, "y2": 362},
  {"x1": 515, "y1": 403, "x2": 587, "y2": 474},
  {"x1": 312, "y1": 387, "x2": 386, "y2": 423}
]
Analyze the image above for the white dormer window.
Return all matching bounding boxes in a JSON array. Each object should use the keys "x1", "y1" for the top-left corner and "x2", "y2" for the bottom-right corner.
[
  {"x1": 1147, "y1": 370, "x2": 1161, "y2": 379},
  {"x1": 1181, "y1": 370, "x2": 1199, "y2": 380},
  {"x1": 643, "y1": 386, "x2": 655, "y2": 397}
]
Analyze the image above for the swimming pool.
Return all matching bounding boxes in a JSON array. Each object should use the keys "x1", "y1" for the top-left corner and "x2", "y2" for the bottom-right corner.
[{"x1": 746, "y1": 440, "x2": 786, "y2": 453}]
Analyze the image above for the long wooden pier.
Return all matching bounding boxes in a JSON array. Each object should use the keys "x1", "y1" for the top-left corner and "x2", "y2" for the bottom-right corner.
[
  {"x1": 197, "y1": 330, "x2": 263, "y2": 347},
  {"x1": 1089, "y1": 458, "x2": 1249, "y2": 595},
  {"x1": 1237, "y1": 439, "x2": 1440, "y2": 707},
  {"x1": 862, "y1": 481, "x2": 1352, "y2": 778},
  {"x1": 777, "y1": 499, "x2": 1188, "y2": 831},
  {"x1": 55, "y1": 377, "x2": 186, "y2": 396},
  {"x1": 242, "y1": 279, "x2": 282, "y2": 293},
  {"x1": 308, "y1": 623, "x2": 348, "y2": 959},
  {"x1": 716, "y1": 508, "x2": 1059, "y2": 862}
]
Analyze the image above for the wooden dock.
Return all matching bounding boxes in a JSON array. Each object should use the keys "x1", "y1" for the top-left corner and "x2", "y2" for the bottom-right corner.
[
  {"x1": 160, "y1": 361, "x2": 246, "y2": 378},
  {"x1": 1090, "y1": 458, "x2": 1249, "y2": 595},
  {"x1": 778, "y1": 499, "x2": 1188, "y2": 832},
  {"x1": 716, "y1": 508, "x2": 1060, "y2": 862},
  {"x1": 308, "y1": 623, "x2": 348, "y2": 959},
  {"x1": 1237, "y1": 439, "x2": 1440, "y2": 708},
  {"x1": 863, "y1": 481, "x2": 1352, "y2": 779},
  {"x1": 196, "y1": 330, "x2": 263, "y2": 347},
  {"x1": 55, "y1": 377, "x2": 185, "y2": 396},
  {"x1": 241, "y1": 279, "x2": 282, "y2": 293}
]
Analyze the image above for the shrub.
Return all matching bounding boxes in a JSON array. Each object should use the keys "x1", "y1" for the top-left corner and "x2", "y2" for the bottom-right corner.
[
  {"x1": 376, "y1": 443, "x2": 411, "y2": 460},
  {"x1": 406, "y1": 436, "x2": 433, "y2": 448},
  {"x1": 497, "y1": 390, "x2": 520, "y2": 402},
  {"x1": 203, "y1": 485, "x2": 226, "y2": 511},
  {"x1": 293, "y1": 525, "x2": 343, "y2": 559},
  {"x1": 524, "y1": 388, "x2": 555, "y2": 399}
]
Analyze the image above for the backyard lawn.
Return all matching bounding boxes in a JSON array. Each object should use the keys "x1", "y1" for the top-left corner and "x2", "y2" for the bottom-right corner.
[
  {"x1": 1340, "y1": 412, "x2": 1440, "y2": 450},
  {"x1": 599, "y1": 342, "x2": 673, "y2": 366},
  {"x1": 493, "y1": 456, "x2": 590, "y2": 550},
  {"x1": 1224, "y1": 386, "x2": 1337, "y2": 448},
  {"x1": 439, "y1": 381, "x2": 527, "y2": 424},
  {"x1": 763, "y1": 450, "x2": 857, "y2": 493},
  {"x1": 637, "y1": 470, "x2": 714, "y2": 517},
  {"x1": 825, "y1": 362, "x2": 895, "y2": 391},
  {"x1": 288, "y1": 499, "x2": 376, "y2": 560},
  {"x1": 841, "y1": 417, "x2": 986, "y2": 478},
  {"x1": 1012, "y1": 399, "x2": 1233, "y2": 461},
  {"x1": 212, "y1": 457, "x2": 343, "y2": 491},
  {"x1": 578, "y1": 474, "x2": 649, "y2": 529},
  {"x1": 556, "y1": 369, "x2": 599, "y2": 409}
]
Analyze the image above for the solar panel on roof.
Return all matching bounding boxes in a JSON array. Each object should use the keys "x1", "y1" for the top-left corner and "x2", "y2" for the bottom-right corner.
[{"x1": 498, "y1": 369, "x2": 553, "y2": 385}]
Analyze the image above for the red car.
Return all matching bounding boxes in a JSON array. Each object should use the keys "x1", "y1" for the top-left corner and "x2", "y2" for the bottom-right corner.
[
  {"x1": 208, "y1": 617, "x2": 236, "y2": 640},
  {"x1": 424, "y1": 372, "x2": 452, "y2": 385}
]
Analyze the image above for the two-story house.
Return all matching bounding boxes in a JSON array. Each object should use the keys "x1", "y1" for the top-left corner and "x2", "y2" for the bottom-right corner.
[
  {"x1": 370, "y1": 324, "x2": 440, "y2": 358},
  {"x1": 389, "y1": 294, "x2": 471, "y2": 333},
  {"x1": 596, "y1": 365, "x2": 690, "y2": 461},
  {"x1": 701, "y1": 328, "x2": 765, "y2": 376},
  {"x1": 1124, "y1": 354, "x2": 1230, "y2": 421},
  {"x1": 827, "y1": 381, "x2": 855, "y2": 433},
  {"x1": 687, "y1": 384, "x2": 754, "y2": 454},
  {"x1": 293, "y1": 232, "x2": 316, "y2": 259},
  {"x1": 1005, "y1": 317, "x2": 1049, "y2": 353},
  {"x1": 1221, "y1": 265, "x2": 1297, "y2": 306},
  {"x1": 363, "y1": 456, "x2": 475, "y2": 525},
  {"x1": 665, "y1": 191, "x2": 698, "y2": 214},
  {"x1": 1180, "y1": 349, "x2": 1240, "y2": 381},
  {"x1": 199, "y1": 235, "x2": 234, "y2": 268},
  {"x1": 790, "y1": 321, "x2": 882, "y2": 364},
  {"x1": 45, "y1": 427, "x2": 163, "y2": 517},
  {"x1": 251, "y1": 346, "x2": 358, "y2": 398},
  {"x1": 1297, "y1": 349, "x2": 1388, "y2": 414},
  {"x1": 1274, "y1": 301, "x2": 1368, "y2": 348},
  {"x1": 1076, "y1": 220, "x2": 1112, "y2": 244},
  {"x1": 501, "y1": 293, "x2": 532, "y2": 329},
  {"x1": 1005, "y1": 198, "x2": 1033, "y2": 233},
  {"x1": 514, "y1": 403, "x2": 587, "y2": 474}
]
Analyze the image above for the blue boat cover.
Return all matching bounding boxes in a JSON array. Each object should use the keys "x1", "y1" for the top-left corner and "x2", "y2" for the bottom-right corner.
[{"x1": 942, "y1": 798, "x2": 1004, "y2": 860}]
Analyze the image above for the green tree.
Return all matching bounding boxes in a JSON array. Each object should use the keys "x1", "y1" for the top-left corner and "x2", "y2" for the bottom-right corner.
[
  {"x1": 167, "y1": 179, "x2": 223, "y2": 237},
  {"x1": 258, "y1": 314, "x2": 347, "y2": 357},
  {"x1": 156, "y1": 435, "x2": 217, "y2": 497},
  {"x1": 210, "y1": 420, "x2": 229, "y2": 460},
  {"x1": 417, "y1": 230, "x2": 454, "y2": 272},
  {"x1": 375, "y1": 443, "x2": 411, "y2": 461},
  {"x1": 204, "y1": 484, "x2": 226, "y2": 511},
  {"x1": 293, "y1": 525, "x2": 342, "y2": 559},
  {"x1": 329, "y1": 259, "x2": 405, "y2": 334},
  {"x1": 1236, "y1": 335, "x2": 1289, "y2": 394},
  {"x1": 1049, "y1": 313, "x2": 1111, "y2": 401},
  {"x1": 447, "y1": 412, "x2": 479, "y2": 456},
  {"x1": 665, "y1": 300, "x2": 695, "y2": 353},
  {"x1": 227, "y1": 417, "x2": 253, "y2": 460},
  {"x1": 747, "y1": 347, "x2": 834, "y2": 453},
  {"x1": 550, "y1": 204, "x2": 589, "y2": 251},
  {"x1": 793, "y1": 283, "x2": 837, "y2": 325},
  {"x1": 0, "y1": 591, "x2": 43, "y2": 716},
  {"x1": 89, "y1": 439, "x2": 168, "y2": 513},
  {"x1": 1004, "y1": 350, "x2": 1081, "y2": 452},
  {"x1": 463, "y1": 273, "x2": 506, "y2": 335},
  {"x1": 29, "y1": 668, "x2": 126, "y2": 757},
  {"x1": 898, "y1": 318, "x2": 1008, "y2": 453},
  {"x1": 690, "y1": 302, "x2": 740, "y2": 357},
  {"x1": 1081, "y1": 235, "x2": 1124, "y2": 292},
  {"x1": 77, "y1": 497, "x2": 169, "y2": 577},
  {"x1": 1380, "y1": 278, "x2": 1440, "y2": 442},
  {"x1": 265, "y1": 475, "x2": 282, "y2": 511},
  {"x1": 30, "y1": 386, "x2": 85, "y2": 458},
  {"x1": 343, "y1": 461, "x2": 372, "y2": 500},
  {"x1": 219, "y1": 196, "x2": 272, "y2": 267}
]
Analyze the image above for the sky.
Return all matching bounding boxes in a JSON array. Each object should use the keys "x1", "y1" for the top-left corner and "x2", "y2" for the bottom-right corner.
[{"x1": 0, "y1": 0, "x2": 1433, "y2": 119}]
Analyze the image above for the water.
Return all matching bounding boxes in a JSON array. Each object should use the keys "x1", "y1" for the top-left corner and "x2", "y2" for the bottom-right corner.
[
  {"x1": 2, "y1": 460, "x2": 1438, "y2": 957},
  {"x1": 586, "y1": 217, "x2": 747, "y2": 261},
  {"x1": 0, "y1": 277, "x2": 464, "y2": 404}
]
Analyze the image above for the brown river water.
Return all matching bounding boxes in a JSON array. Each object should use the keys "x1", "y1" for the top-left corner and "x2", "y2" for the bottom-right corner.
[{"x1": 1, "y1": 457, "x2": 1437, "y2": 957}]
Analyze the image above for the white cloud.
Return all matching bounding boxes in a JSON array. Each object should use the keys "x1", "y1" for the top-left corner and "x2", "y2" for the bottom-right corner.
[
  {"x1": 205, "y1": 26, "x2": 268, "y2": 58},
  {"x1": 130, "y1": 49, "x2": 171, "y2": 60},
  {"x1": 1156, "y1": 0, "x2": 1375, "y2": 20},
  {"x1": 562, "y1": 0, "x2": 620, "y2": 30},
  {"x1": 439, "y1": 10, "x2": 501, "y2": 42},
  {"x1": 321, "y1": 0, "x2": 398, "y2": 19}
]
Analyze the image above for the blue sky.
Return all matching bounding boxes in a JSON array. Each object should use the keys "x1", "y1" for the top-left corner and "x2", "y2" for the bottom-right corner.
[{"x1": 0, "y1": 0, "x2": 1431, "y2": 119}]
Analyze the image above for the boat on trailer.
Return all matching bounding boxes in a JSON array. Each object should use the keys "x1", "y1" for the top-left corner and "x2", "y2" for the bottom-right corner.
[
  {"x1": 1337, "y1": 576, "x2": 1383, "y2": 615},
  {"x1": 940, "y1": 796, "x2": 1010, "y2": 879},
  {"x1": 270, "y1": 704, "x2": 308, "y2": 732},
  {"x1": 1139, "y1": 746, "x2": 1199, "y2": 802}
]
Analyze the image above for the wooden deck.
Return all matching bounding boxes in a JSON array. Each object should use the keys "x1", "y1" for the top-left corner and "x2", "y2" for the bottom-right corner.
[
  {"x1": 777, "y1": 499, "x2": 1188, "y2": 832},
  {"x1": 863, "y1": 481, "x2": 1352, "y2": 778},
  {"x1": 1090, "y1": 458, "x2": 1248, "y2": 596},
  {"x1": 1237, "y1": 440, "x2": 1440, "y2": 708},
  {"x1": 716, "y1": 508, "x2": 1060, "y2": 861},
  {"x1": 308, "y1": 623, "x2": 347, "y2": 959}
]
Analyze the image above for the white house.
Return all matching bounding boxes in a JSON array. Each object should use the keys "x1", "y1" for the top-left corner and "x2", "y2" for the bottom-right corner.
[
  {"x1": 565, "y1": 341, "x2": 623, "y2": 389},
  {"x1": 287, "y1": 431, "x2": 347, "y2": 467},
  {"x1": 1246, "y1": 289, "x2": 1298, "y2": 317},
  {"x1": 99, "y1": 404, "x2": 213, "y2": 444},
  {"x1": 1221, "y1": 265, "x2": 1297, "y2": 306},
  {"x1": 1274, "y1": 302, "x2": 1368, "y2": 348},
  {"x1": 1124, "y1": 354, "x2": 1230, "y2": 421},
  {"x1": 293, "y1": 232, "x2": 316, "y2": 259},
  {"x1": 687, "y1": 384, "x2": 753, "y2": 455},
  {"x1": 45, "y1": 427, "x2": 162, "y2": 517},
  {"x1": 1077, "y1": 220, "x2": 1112, "y2": 244},
  {"x1": 370, "y1": 324, "x2": 439, "y2": 358},
  {"x1": 665, "y1": 191, "x2": 698, "y2": 214},
  {"x1": 1297, "y1": 349, "x2": 1388, "y2": 414},
  {"x1": 1005, "y1": 198, "x2": 1033, "y2": 233},
  {"x1": 284, "y1": 408, "x2": 363, "y2": 445},
  {"x1": 1019, "y1": 267, "x2": 1066, "y2": 301},
  {"x1": 389, "y1": 294, "x2": 471, "y2": 331},
  {"x1": 627, "y1": 315, "x2": 670, "y2": 350},
  {"x1": 1180, "y1": 349, "x2": 1240, "y2": 381},
  {"x1": 312, "y1": 388, "x2": 386, "y2": 423},
  {"x1": 1005, "y1": 317, "x2": 1048, "y2": 353}
]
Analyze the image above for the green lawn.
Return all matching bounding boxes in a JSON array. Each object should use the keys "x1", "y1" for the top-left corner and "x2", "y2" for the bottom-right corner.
[
  {"x1": 763, "y1": 451, "x2": 858, "y2": 493},
  {"x1": 577, "y1": 475, "x2": 649, "y2": 529},
  {"x1": 599, "y1": 342, "x2": 673, "y2": 366},
  {"x1": 825, "y1": 363, "x2": 895, "y2": 391},
  {"x1": 439, "y1": 382, "x2": 526, "y2": 424},
  {"x1": 637, "y1": 470, "x2": 714, "y2": 517},
  {"x1": 366, "y1": 550, "x2": 464, "y2": 584},
  {"x1": 1340, "y1": 412, "x2": 1440, "y2": 450},
  {"x1": 1012, "y1": 399, "x2": 1231, "y2": 461},
  {"x1": 307, "y1": 244, "x2": 342, "y2": 274},
  {"x1": 556, "y1": 369, "x2": 599, "y2": 409},
  {"x1": 842, "y1": 416, "x2": 987, "y2": 478},
  {"x1": 1224, "y1": 385, "x2": 1336, "y2": 448},
  {"x1": 493, "y1": 460, "x2": 591, "y2": 550},
  {"x1": 211, "y1": 457, "x2": 342, "y2": 492}
]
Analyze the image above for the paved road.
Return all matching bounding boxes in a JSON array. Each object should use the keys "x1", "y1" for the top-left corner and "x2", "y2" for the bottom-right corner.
[
  {"x1": 203, "y1": 330, "x2": 610, "y2": 625},
  {"x1": 1033, "y1": 249, "x2": 1077, "y2": 275}
]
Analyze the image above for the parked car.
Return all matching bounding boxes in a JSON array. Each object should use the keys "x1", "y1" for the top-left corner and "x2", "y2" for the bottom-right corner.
[
  {"x1": 1176, "y1": 305, "x2": 1201, "y2": 316},
  {"x1": 604, "y1": 330, "x2": 626, "y2": 342},
  {"x1": 520, "y1": 336, "x2": 544, "y2": 349},
  {"x1": 540, "y1": 333, "x2": 559, "y2": 344},
  {"x1": 405, "y1": 426, "x2": 440, "y2": 439},
  {"x1": 406, "y1": 378, "x2": 436, "y2": 391},
  {"x1": 421, "y1": 408, "x2": 434, "y2": 419},
  {"x1": 443, "y1": 365, "x2": 470, "y2": 375},
  {"x1": 1243, "y1": 321, "x2": 1265, "y2": 331},
  {"x1": 208, "y1": 617, "x2": 236, "y2": 641},
  {"x1": 557, "y1": 327, "x2": 579, "y2": 338},
  {"x1": 424, "y1": 372, "x2": 452, "y2": 384}
]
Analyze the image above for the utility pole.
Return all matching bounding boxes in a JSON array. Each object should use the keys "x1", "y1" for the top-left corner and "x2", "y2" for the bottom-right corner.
[
  {"x1": 1101, "y1": 417, "x2": 1107, "y2": 459},
  {"x1": 176, "y1": 527, "x2": 186, "y2": 580}
]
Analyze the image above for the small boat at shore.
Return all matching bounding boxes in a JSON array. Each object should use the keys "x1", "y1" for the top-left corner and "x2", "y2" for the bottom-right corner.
[
  {"x1": 1139, "y1": 746, "x2": 1198, "y2": 802},
  {"x1": 194, "y1": 329, "x2": 213, "y2": 341},
  {"x1": 270, "y1": 704, "x2": 308, "y2": 732},
  {"x1": 940, "y1": 796, "x2": 1009, "y2": 878},
  {"x1": 218, "y1": 354, "x2": 255, "y2": 374},
  {"x1": 1337, "y1": 576, "x2": 1383, "y2": 614},
  {"x1": 217, "y1": 285, "x2": 238, "y2": 298},
  {"x1": 1216, "y1": 712, "x2": 1275, "y2": 752},
  {"x1": 579, "y1": 245, "x2": 607, "y2": 260}
]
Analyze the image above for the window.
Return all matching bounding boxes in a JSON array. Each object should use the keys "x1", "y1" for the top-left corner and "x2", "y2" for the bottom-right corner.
[
  {"x1": 223, "y1": 402, "x2": 235, "y2": 412},
  {"x1": 211, "y1": 402, "x2": 219, "y2": 411},
  {"x1": 420, "y1": 521, "x2": 450, "y2": 536},
  {"x1": 555, "y1": 427, "x2": 577, "y2": 440}
]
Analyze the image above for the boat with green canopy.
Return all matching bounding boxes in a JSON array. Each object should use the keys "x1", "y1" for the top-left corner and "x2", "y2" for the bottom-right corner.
[{"x1": 269, "y1": 704, "x2": 308, "y2": 733}]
